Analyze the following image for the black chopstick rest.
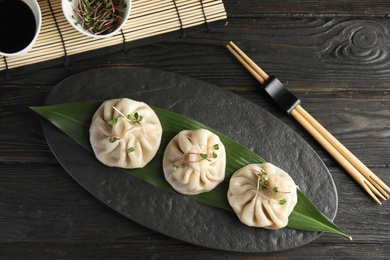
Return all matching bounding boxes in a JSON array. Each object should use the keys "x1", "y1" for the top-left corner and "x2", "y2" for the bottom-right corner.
[{"x1": 261, "y1": 76, "x2": 301, "y2": 114}]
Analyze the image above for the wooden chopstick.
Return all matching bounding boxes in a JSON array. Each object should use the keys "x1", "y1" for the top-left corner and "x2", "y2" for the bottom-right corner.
[
  {"x1": 227, "y1": 41, "x2": 390, "y2": 204},
  {"x1": 290, "y1": 108, "x2": 387, "y2": 204},
  {"x1": 293, "y1": 106, "x2": 390, "y2": 197}
]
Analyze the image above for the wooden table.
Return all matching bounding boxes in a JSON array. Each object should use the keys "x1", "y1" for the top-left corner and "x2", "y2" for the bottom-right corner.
[{"x1": 1, "y1": 0, "x2": 389, "y2": 258}]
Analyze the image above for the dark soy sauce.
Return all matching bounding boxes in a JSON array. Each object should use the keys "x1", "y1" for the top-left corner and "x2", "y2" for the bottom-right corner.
[{"x1": 0, "y1": 0, "x2": 37, "y2": 53}]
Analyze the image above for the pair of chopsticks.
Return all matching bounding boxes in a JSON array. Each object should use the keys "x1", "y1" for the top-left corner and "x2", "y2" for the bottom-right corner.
[{"x1": 227, "y1": 41, "x2": 390, "y2": 205}]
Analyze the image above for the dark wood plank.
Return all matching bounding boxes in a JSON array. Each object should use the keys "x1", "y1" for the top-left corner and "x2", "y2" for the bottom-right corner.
[
  {"x1": 0, "y1": 243, "x2": 389, "y2": 259},
  {"x1": 0, "y1": 85, "x2": 55, "y2": 163},
  {"x1": 225, "y1": 1, "x2": 390, "y2": 16}
]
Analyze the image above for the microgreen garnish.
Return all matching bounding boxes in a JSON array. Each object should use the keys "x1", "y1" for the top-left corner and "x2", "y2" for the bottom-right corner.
[
  {"x1": 252, "y1": 168, "x2": 289, "y2": 204},
  {"x1": 72, "y1": 0, "x2": 127, "y2": 35},
  {"x1": 172, "y1": 142, "x2": 219, "y2": 171},
  {"x1": 107, "y1": 106, "x2": 146, "y2": 149},
  {"x1": 111, "y1": 106, "x2": 144, "y2": 126},
  {"x1": 107, "y1": 117, "x2": 121, "y2": 126},
  {"x1": 172, "y1": 163, "x2": 186, "y2": 171},
  {"x1": 200, "y1": 153, "x2": 211, "y2": 161},
  {"x1": 109, "y1": 137, "x2": 118, "y2": 143},
  {"x1": 212, "y1": 144, "x2": 219, "y2": 159},
  {"x1": 126, "y1": 147, "x2": 136, "y2": 153},
  {"x1": 127, "y1": 112, "x2": 143, "y2": 124},
  {"x1": 257, "y1": 168, "x2": 269, "y2": 191}
]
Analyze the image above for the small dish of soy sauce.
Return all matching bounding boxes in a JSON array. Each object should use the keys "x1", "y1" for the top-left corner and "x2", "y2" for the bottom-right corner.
[{"x1": 0, "y1": 0, "x2": 41, "y2": 57}]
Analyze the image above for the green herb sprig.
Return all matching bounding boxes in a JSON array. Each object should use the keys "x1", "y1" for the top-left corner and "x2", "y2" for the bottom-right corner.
[
  {"x1": 106, "y1": 107, "x2": 144, "y2": 153},
  {"x1": 253, "y1": 168, "x2": 290, "y2": 205},
  {"x1": 172, "y1": 143, "x2": 219, "y2": 171}
]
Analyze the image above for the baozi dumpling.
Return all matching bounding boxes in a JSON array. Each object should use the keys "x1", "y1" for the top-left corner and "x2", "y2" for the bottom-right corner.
[
  {"x1": 89, "y1": 98, "x2": 162, "y2": 169},
  {"x1": 227, "y1": 163, "x2": 297, "y2": 230},
  {"x1": 163, "y1": 129, "x2": 226, "y2": 195}
]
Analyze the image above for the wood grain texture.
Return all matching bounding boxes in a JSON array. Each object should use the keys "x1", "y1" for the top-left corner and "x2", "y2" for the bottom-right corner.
[
  {"x1": 1, "y1": 0, "x2": 390, "y2": 258},
  {"x1": 225, "y1": 0, "x2": 390, "y2": 16}
]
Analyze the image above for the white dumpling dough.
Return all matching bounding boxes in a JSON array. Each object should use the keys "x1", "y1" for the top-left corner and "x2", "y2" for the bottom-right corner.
[
  {"x1": 89, "y1": 98, "x2": 162, "y2": 169},
  {"x1": 227, "y1": 163, "x2": 297, "y2": 230},
  {"x1": 163, "y1": 129, "x2": 226, "y2": 195}
]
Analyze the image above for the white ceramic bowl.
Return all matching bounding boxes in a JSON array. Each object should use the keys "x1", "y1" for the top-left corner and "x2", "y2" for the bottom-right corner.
[
  {"x1": 62, "y1": 0, "x2": 131, "y2": 39},
  {"x1": 0, "y1": 0, "x2": 42, "y2": 57}
]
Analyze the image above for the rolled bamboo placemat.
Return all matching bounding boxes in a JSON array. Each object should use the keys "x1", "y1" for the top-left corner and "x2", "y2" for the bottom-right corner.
[{"x1": 0, "y1": 0, "x2": 227, "y2": 77}]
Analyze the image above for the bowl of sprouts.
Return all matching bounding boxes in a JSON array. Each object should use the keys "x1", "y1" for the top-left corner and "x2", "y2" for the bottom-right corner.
[{"x1": 62, "y1": 0, "x2": 131, "y2": 38}]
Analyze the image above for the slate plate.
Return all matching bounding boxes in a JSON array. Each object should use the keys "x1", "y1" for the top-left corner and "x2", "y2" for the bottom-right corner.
[{"x1": 42, "y1": 67, "x2": 338, "y2": 253}]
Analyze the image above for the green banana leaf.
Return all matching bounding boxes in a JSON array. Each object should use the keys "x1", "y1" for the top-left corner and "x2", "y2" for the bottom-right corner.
[{"x1": 31, "y1": 100, "x2": 351, "y2": 240}]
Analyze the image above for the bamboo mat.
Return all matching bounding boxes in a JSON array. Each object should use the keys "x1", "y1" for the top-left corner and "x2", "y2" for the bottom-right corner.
[{"x1": 0, "y1": 0, "x2": 227, "y2": 77}]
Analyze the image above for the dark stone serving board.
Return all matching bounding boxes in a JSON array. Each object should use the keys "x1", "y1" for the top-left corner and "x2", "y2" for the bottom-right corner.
[{"x1": 42, "y1": 67, "x2": 338, "y2": 253}]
